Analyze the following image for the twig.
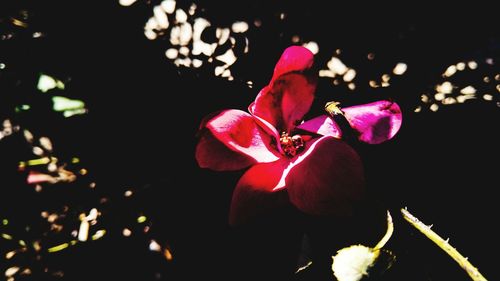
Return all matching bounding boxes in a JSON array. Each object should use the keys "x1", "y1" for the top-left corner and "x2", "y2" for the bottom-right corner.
[
  {"x1": 374, "y1": 210, "x2": 393, "y2": 250},
  {"x1": 401, "y1": 208, "x2": 487, "y2": 281}
]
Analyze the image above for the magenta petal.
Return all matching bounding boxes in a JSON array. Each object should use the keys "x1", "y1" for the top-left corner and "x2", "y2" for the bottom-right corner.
[
  {"x1": 229, "y1": 159, "x2": 290, "y2": 225},
  {"x1": 342, "y1": 100, "x2": 403, "y2": 144},
  {"x1": 251, "y1": 73, "x2": 316, "y2": 132},
  {"x1": 196, "y1": 132, "x2": 256, "y2": 171},
  {"x1": 249, "y1": 46, "x2": 316, "y2": 133},
  {"x1": 271, "y1": 46, "x2": 314, "y2": 82},
  {"x1": 286, "y1": 137, "x2": 365, "y2": 216},
  {"x1": 296, "y1": 115, "x2": 342, "y2": 138},
  {"x1": 196, "y1": 110, "x2": 279, "y2": 171},
  {"x1": 206, "y1": 110, "x2": 280, "y2": 161},
  {"x1": 248, "y1": 105, "x2": 280, "y2": 139}
]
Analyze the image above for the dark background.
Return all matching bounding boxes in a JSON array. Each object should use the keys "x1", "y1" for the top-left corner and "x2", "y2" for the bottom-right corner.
[{"x1": 1, "y1": 1, "x2": 498, "y2": 280}]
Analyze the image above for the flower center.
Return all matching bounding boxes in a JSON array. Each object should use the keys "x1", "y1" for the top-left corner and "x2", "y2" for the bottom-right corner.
[{"x1": 279, "y1": 132, "x2": 305, "y2": 157}]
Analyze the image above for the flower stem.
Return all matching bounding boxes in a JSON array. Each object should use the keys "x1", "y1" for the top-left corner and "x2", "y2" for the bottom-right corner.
[
  {"x1": 374, "y1": 211, "x2": 393, "y2": 250},
  {"x1": 401, "y1": 208, "x2": 487, "y2": 281}
]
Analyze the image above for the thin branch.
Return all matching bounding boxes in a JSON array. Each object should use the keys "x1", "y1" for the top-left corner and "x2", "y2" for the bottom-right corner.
[
  {"x1": 401, "y1": 208, "x2": 487, "y2": 281},
  {"x1": 374, "y1": 210, "x2": 393, "y2": 250}
]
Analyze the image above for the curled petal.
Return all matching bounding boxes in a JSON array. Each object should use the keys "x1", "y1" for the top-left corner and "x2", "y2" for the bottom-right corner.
[
  {"x1": 296, "y1": 115, "x2": 342, "y2": 138},
  {"x1": 249, "y1": 46, "x2": 316, "y2": 133},
  {"x1": 229, "y1": 159, "x2": 291, "y2": 225},
  {"x1": 285, "y1": 136, "x2": 365, "y2": 216},
  {"x1": 196, "y1": 109, "x2": 280, "y2": 171},
  {"x1": 343, "y1": 101, "x2": 403, "y2": 144},
  {"x1": 248, "y1": 101, "x2": 280, "y2": 143},
  {"x1": 250, "y1": 73, "x2": 316, "y2": 132},
  {"x1": 271, "y1": 46, "x2": 314, "y2": 82}
]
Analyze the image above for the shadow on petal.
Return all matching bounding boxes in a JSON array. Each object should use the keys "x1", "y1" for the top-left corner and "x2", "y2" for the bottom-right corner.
[
  {"x1": 196, "y1": 131, "x2": 256, "y2": 171},
  {"x1": 251, "y1": 73, "x2": 316, "y2": 132},
  {"x1": 198, "y1": 109, "x2": 280, "y2": 171},
  {"x1": 343, "y1": 101, "x2": 402, "y2": 144},
  {"x1": 229, "y1": 159, "x2": 291, "y2": 225},
  {"x1": 286, "y1": 136, "x2": 365, "y2": 216}
]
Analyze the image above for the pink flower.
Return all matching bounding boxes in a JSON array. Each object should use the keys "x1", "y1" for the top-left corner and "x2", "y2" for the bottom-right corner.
[{"x1": 196, "y1": 46, "x2": 402, "y2": 225}]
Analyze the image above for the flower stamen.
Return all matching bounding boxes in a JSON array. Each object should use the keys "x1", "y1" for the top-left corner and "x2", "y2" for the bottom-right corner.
[
  {"x1": 325, "y1": 101, "x2": 344, "y2": 116},
  {"x1": 279, "y1": 132, "x2": 305, "y2": 157}
]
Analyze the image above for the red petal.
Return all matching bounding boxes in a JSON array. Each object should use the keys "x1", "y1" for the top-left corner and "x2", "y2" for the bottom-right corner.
[
  {"x1": 196, "y1": 110, "x2": 280, "y2": 171},
  {"x1": 250, "y1": 73, "x2": 316, "y2": 132},
  {"x1": 286, "y1": 136, "x2": 365, "y2": 216},
  {"x1": 229, "y1": 159, "x2": 291, "y2": 225},
  {"x1": 271, "y1": 46, "x2": 314, "y2": 82},
  {"x1": 248, "y1": 101, "x2": 280, "y2": 143},
  {"x1": 229, "y1": 136, "x2": 365, "y2": 224},
  {"x1": 249, "y1": 46, "x2": 316, "y2": 133},
  {"x1": 296, "y1": 115, "x2": 342, "y2": 138},
  {"x1": 196, "y1": 132, "x2": 256, "y2": 171},
  {"x1": 343, "y1": 100, "x2": 403, "y2": 144}
]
